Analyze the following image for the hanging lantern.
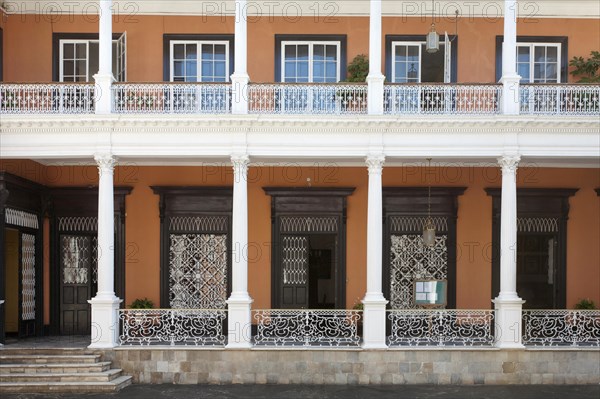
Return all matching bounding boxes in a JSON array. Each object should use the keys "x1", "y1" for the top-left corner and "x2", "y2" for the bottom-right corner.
[
  {"x1": 423, "y1": 158, "x2": 436, "y2": 247},
  {"x1": 426, "y1": 23, "x2": 439, "y2": 53}
]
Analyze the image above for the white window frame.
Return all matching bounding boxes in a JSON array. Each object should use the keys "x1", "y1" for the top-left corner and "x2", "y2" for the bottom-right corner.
[
  {"x1": 169, "y1": 40, "x2": 230, "y2": 83},
  {"x1": 516, "y1": 42, "x2": 561, "y2": 83},
  {"x1": 391, "y1": 35, "x2": 452, "y2": 83},
  {"x1": 281, "y1": 41, "x2": 341, "y2": 83},
  {"x1": 59, "y1": 37, "x2": 125, "y2": 82}
]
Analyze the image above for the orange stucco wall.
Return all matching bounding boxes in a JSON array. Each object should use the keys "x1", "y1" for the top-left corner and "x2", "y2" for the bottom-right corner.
[
  {"x1": 2, "y1": 14, "x2": 599, "y2": 82},
  {"x1": 1, "y1": 160, "x2": 599, "y2": 318}
]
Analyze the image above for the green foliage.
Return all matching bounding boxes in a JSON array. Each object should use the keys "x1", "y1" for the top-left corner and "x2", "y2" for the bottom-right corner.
[
  {"x1": 569, "y1": 51, "x2": 600, "y2": 83},
  {"x1": 129, "y1": 297, "x2": 154, "y2": 309},
  {"x1": 574, "y1": 298, "x2": 597, "y2": 310},
  {"x1": 346, "y1": 54, "x2": 369, "y2": 82}
]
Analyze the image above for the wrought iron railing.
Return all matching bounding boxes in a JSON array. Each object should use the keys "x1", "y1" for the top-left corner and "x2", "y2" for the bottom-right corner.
[
  {"x1": 248, "y1": 83, "x2": 368, "y2": 115},
  {"x1": 0, "y1": 83, "x2": 95, "y2": 114},
  {"x1": 520, "y1": 84, "x2": 600, "y2": 115},
  {"x1": 112, "y1": 83, "x2": 232, "y2": 114},
  {"x1": 522, "y1": 310, "x2": 600, "y2": 347},
  {"x1": 253, "y1": 309, "x2": 362, "y2": 347},
  {"x1": 118, "y1": 309, "x2": 226, "y2": 346},
  {"x1": 387, "y1": 309, "x2": 495, "y2": 347},
  {"x1": 384, "y1": 84, "x2": 501, "y2": 115}
]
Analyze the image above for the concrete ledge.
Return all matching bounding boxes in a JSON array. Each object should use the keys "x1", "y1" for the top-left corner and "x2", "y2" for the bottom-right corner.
[{"x1": 101, "y1": 349, "x2": 600, "y2": 385}]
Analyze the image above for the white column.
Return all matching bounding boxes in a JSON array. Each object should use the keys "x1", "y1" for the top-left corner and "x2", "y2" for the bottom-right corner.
[
  {"x1": 500, "y1": 0, "x2": 521, "y2": 115},
  {"x1": 88, "y1": 154, "x2": 122, "y2": 349},
  {"x1": 94, "y1": 0, "x2": 114, "y2": 114},
  {"x1": 367, "y1": 0, "x2": 385, "y2": 115},
  {"x1": 231, "y1": 0, "x2": 249, "y2": 114},
  {"x1": 226, "y1": 154, "x2": 253, "y2": 348},
  {"x1": 493, "y1": 154, "x2": 525, "y2": 349},
  {"x1": 362, "y1": 155, "x2": 388, "y2": 349}
]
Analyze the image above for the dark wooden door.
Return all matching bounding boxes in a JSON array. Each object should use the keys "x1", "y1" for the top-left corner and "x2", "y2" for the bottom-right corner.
[
  {"x1": 280, "y1": 235, "x2": 309, "y2": 309},
  {"x1": 59, "y1": 235, "x2": 93, "y2": 335}
]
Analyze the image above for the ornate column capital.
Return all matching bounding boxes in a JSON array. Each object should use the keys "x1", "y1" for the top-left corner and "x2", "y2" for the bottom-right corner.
[
  {"x1": 366, "y1": 155, "x2": 385, "y2": 175},
  {"x1": 231, "y1": 154, "x2": 250, "y2": 169},
  {"x1": 94, "y1": 154, "x2": 117, "y2": 176},
  {"x1": 498, "y1": 154, "x2": 520, "y2": 174}
]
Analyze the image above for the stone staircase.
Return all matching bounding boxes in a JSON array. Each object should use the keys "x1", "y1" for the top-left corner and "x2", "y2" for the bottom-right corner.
[{"x1": 0, "y1": 348, "x2": 132, "y2": 393}]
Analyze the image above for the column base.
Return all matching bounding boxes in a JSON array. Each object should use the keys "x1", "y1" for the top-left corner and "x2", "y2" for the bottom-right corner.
[
  {"x1": 88, "y1": 295, "x2": 122, "y2": 349},
  {"x1": 493, "y1": 297, "x2": 526, "y2": 349},
  {"x1": 499, "y1": 74, "x2": 521, "y2": 115},
  {"x1": 361, "y1": 296, "x2": 389, "y2": 350},
  {"x1": 226, "y1": 296, "x2": 253, "y2": 349}
]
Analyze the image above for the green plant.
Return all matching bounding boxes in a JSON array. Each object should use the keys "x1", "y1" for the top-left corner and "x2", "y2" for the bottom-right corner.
[
  {"x1": 129, "y1": 297, "x2": 154, "y2": 309},
  {"x1": 346, "y1": 54, "x2": 369, "y2": 82},
  {"x1": 574, "y1": 298, "x2": 597, "y2": 310},
  {"x1": 569, "y1": 51, "x2": 600, "y2": 83},
  {"x1": 352, "y1": 299, "x2": 364, "y2": 311}
]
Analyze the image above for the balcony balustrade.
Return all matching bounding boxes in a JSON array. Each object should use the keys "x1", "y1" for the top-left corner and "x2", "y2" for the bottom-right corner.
[
  {"x1": 118, "y1": 309, "x2": 227, "y2": 347},
  {"x1": 522, "y1": 309, "x2": 600, "y2": 347},
  {"x1": 1, "y1": 82, "x2": 598, "y2": 117}
]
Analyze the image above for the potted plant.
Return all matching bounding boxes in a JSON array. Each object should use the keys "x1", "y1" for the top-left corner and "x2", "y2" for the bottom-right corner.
[{"x1": 124, "y1": 298, "x2": 157, "y2": 340}]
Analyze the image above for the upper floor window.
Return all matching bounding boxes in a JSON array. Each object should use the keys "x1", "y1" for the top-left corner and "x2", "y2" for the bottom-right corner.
[
  {"x1": 281, "y1": 41, "x2": 340, "y2": 83},
  {"x1": 517, "y1": 43, "x2": 560, "y2": 83},
  {"x1": 163, "y1": 35, "x2": 234, "y2": 82},
  {"x1": 170, "y1": 41, "x2": 229, "y2": 82},
  {"x1": 58, "y1": 33, "x2": 126, "y2": 82},
  {"x1": 495, "y1": 36, "x2": 568, "y2": 83},
  {"x1": 386, "y1": 34, "x2": 457, "y2": 83},
  {"x1": 275, "y1": 35, "x2": 347, "y2": 83}
]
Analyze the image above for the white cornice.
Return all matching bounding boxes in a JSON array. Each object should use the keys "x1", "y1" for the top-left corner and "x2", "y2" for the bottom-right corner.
[{"x1": 1, "y1": 114, "x2": 598, "y2": 167}]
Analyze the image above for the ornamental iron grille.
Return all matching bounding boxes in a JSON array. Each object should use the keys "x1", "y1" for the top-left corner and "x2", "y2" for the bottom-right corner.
[
  {"x1": 523, "y1": 310, "x2": 600, "y2": 347},
  {"x1": 388, "y1": 309, "x2": 495, "y2": 347},
  {"x1": 118, "y1": 309, "x2": 227, "y2": 346},
  {"x1": 21, "y1": 233, "x2": 36, "y2": 321},
  {"x1": 169, "y1": 232, "x2": 228, "y2": 309},
  {"x1": 62, "y1": 236, "x2": 92, "y2": 285},
  {"x1": 517, "y1": 217, "x2": 559, "y2": 233},
  {"x1": 282, "y1": 236, "x2": 309, "y2": 285},
  {"x1": 57, "y1": 217, "x2": 100, "y2": 286},
  {"x1": 5, "y1": 208, "x2": 39, "y2": 230},
  {"x1": 280, "y1": 216, "x2": 338, "y2": 233},
  {"x1": 253, "y1": 309, "x2": 361, "y2": 347},
  {"x1": 389, "y1": 216, "x2": 449, "y2": 309}
]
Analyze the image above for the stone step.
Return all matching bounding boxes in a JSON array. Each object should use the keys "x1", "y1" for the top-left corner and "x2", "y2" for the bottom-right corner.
[
  {"x1": 0, "y1": 375, "x2": 132, "y2": 393},
  {"x1": 0, "y1": 368, "x2": 123, "y2": 383},
  {"x1": 0, "y1": 354, "x2": 101, "y2": 364},
  {"x1": 0, "y1": 361, "x2": 112, "y2": 373}
]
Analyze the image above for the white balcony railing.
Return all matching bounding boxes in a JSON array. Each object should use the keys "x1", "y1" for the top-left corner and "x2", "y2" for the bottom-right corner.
[
  {"x1": 387, "y1": 309, "x2": 495, "y2": 347},
  {"x1": 384, "y1": 84, "x2": 502, "y2": 115},
  {"x1": 112, "y1": 83, "x2": 232, "y2": 114},
  {"x1": 248, "y1": 83, "x2": 368, "y2": 115},
  {"x1": 523, "y1": 310, "x2": 600, "y2": 347},
  {"x1": 253, "y1": 309, "x2": 362, "y2": 347},
  {"x1": 0, "y1": 83, "x2": 95, "y2": 114},
  {"x1": 118, "y1": 309, "x2": 227, "y2": 346},
  {"x1": 520, "y1": 84, "x2": 600, "y2": 115}
]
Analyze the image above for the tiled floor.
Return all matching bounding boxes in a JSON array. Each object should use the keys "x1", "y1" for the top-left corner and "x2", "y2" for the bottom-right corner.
[{"x1": 2, "y1": 335, "x2": 90, "y2": 349}]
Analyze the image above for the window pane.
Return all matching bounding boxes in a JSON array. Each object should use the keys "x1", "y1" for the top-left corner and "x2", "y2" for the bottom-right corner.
[
  {"x1": 534, "y1": 47, "x2": 546, "y2": 63},
  {"x1": 313, "y1": 62, "x2": 324, "y2": 78},
  {"x1": 63, "y1": 43, "x2": 75, "y2": 59},
  {"x1": 173, "y1": 61, "x2": 184, "y2": 77},
  {"x1": 546, "y1": 47, "x2": 558, "y2": 62},
  {"x1": 173, "y1": 44, "x2": 185, "y2": 59},
  {"x1": 297, "y1": 61, "x2": 309, "y2": 79},
  {"x1": 533, "y1": 63, "x2": 544, "y2": 81},
  {"x1": 186, "y1": 61, "x2": 197, "y2": 78},
  {"x1": 284, "y1": 62, "x2": 296, "y2": 80},
  {"x1": 75, "y1": 60, "x2": 87, "y2": 75},
  {"x1": 395, "y1": 62, "x2": 406, "y2": 82},
  {"x1": 546, "y1": 64, "x2": 557, "y2": 80},
  {"x1": 407, "y1": 46, "x2": 419, "y2": 62},
  {"x1": 517, "y1": 47, "x2": 530, "y2": 63},
  {"x1": 313, "y1": 45, "x2": 324, "y2": 61},
  {"x1": 202, "y1": 45, "x2": 214, "y2": 61},
  {"x1": 395, "y1": 46, "x2": 407, "y2": 62},
  {"x1": 76, "y1": 43, "x2": 87, "y2": 58},
  {"x1": 325, "y1": 63, "x2": 337, "y2": 79},
  {"x1": 214, "y1": 45, "x2": 226, "y2": 61},
  {"x1": 89, "y1": 42, "x2": 99, "y2": 79},
  {"x1": 518, "y1": 63, "x2": 530, "y2": 82},
  {"x1": 325, "y1": 45, "x2": 337, "y2": 62},
  {"x1": 297, "y1": 45, "x2": 309, "y2": 61},
  {"x1": 202, "y1": 61, "x2": 213, "y2": 78},
  {"x1": 64, "y1": 61, "x2": 74, "y2": 76},
  {"x1": 186, "y1": 75, "x2": 197, "y2": 83},
  {"x1": 186, "y1": 44, "x2": 197, "y2": 60},
  {"x1": 214, "y1": 61, "x2": 226, "y2": 78},
  {"x1": 285, "y1": 45, "x2": 296, "y2": 59}
]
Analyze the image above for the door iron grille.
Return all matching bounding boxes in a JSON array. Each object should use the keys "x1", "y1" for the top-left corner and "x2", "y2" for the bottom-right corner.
[{"x1": 21, "y1": 233, "x2": 36, "y2": 321}]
